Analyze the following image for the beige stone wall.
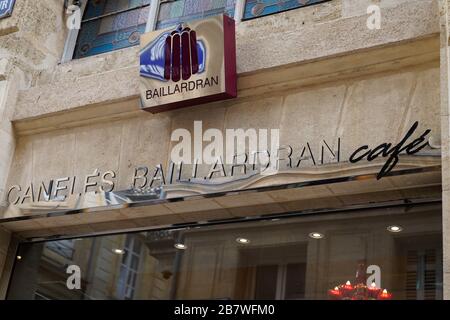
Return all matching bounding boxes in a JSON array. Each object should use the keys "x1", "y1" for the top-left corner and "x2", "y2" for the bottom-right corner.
[
  {"x1": 4, "y1": 65, "x2": 441, "y2": 195},
  {"x1": 11, "y1": 0, "x2": 439, "y2": 122},
  {"x1": 1, "y1": 0, "x2": 442, "y2": 200},
  {"x1": 0, "y1": 0, "x2": 68, "y2": 66},
  {"x1": 0, "y1": 0, "x2": 67, "y2": 203}
]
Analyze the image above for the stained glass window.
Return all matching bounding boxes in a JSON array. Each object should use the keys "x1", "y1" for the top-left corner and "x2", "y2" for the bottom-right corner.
[
  {"x1": 243, "y1": 0, "x2": 330, "y2": 20},
  {"x1": 156, "y1": 0, "x2": 236, "y2": 30},
  {"x1": 74, "y1": 0, "x2": 151, "y2": 59}
]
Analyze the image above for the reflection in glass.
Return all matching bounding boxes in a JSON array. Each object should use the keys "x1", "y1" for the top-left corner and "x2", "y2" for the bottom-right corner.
[
  {"x1": 157, "y1": 0, "x2": 236, "y2": 30},
  {"x1": 7, "y1": 204, "x2": 443, "y2": 300},
  {"x1": 74, "y1": 0, "x2": 151, "y2": 59}
]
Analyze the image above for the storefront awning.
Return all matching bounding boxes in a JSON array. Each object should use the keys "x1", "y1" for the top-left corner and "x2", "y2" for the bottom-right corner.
[{"x1": 0, "y1": 155, "x2": 441, "y2": 241}]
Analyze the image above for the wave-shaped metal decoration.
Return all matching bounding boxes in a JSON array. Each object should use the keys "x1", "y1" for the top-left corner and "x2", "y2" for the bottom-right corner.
[{"x1": 0, "y1": 156, "x2": 441, "y2": 225}]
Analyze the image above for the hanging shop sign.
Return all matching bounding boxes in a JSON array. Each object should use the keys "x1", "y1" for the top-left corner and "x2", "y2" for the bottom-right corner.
[
  {"x1": 139, "y1": 14, "x2": 237, "y2": 113},
  {"x1": 0, "y1": 0, "x2": 15, "y2": 19}
]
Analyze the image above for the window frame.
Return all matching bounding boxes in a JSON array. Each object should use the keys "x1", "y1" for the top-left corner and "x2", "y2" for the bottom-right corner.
[
  {"x1": 116, "y1": 235, "x2": 143, "y2": 300},
  {"x1": 61, "y1": 0, "x2": 246, "y2": 63}
]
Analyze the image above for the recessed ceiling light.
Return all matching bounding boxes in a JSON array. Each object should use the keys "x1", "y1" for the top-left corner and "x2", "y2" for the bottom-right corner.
[
  {"x1": 236, "y1": 237, "x2": 251, "y2": 244},
  {"x1": 113, "y1": 249, "x2": 125, "y2": 255},
  {"x1": 309, "y1": 232, "x2": 325, "y2": 239},
  {"x1": 387, "y1": 225, "x2": 403, "y2": 233},
  {"x1": 16, "y1": 255, "x2": 22, "y2": 260},
  {"x1": 174, "y1": 243, "x2": 187, "y2": 250}
]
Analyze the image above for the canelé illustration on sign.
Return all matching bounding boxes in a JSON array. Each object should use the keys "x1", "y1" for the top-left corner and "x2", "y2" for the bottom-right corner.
[{"x1": 140, "y1": 25, "x2": 207, "y2": 82}]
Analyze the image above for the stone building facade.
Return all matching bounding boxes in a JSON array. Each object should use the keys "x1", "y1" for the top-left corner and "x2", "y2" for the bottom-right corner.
[{"x1": 0, "y1": 0, "x2": 449, "y2": 300}]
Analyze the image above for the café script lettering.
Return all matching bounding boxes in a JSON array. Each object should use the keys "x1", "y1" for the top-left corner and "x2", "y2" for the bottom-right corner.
[
  {"x1": 5, "y1": 122, "x2": 431, "y2": 205},
  {"x1": 349, "y1": 121, "x2": 431, "y2": 179}
]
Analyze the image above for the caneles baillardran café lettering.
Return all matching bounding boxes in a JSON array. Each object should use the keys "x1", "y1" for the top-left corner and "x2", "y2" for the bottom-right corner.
[{"x1": 6, "y1": 122, "x2": 431, "y2": 205}]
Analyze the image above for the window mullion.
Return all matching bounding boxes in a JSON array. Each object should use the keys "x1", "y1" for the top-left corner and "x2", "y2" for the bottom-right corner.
[
  {"x1": 61, "y1": 0, "x2": 88, "y2": 63},
  {"x1": 234, "y1": 0, "x2": 246, "y2": 23},
  {"x1": 146, "y1": 0, "x2": 161, "y2": 32}
]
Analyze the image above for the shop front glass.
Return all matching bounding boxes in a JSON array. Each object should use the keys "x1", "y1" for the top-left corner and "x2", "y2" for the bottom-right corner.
[{"x1": 6, "y1": 203, "x2": 443, "y2": 300}]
